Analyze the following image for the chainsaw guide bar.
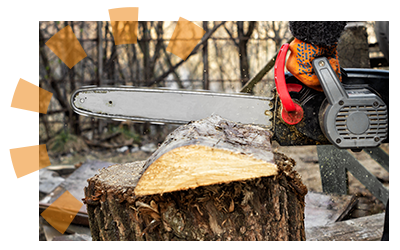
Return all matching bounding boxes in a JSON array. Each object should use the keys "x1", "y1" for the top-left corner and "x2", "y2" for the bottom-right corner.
[
  {"x1": 71, "y1": 86, "x2": 274, "y2": 128},
  {"x1": 70, "y1": 55, "x2": 388, "y2": 149}
]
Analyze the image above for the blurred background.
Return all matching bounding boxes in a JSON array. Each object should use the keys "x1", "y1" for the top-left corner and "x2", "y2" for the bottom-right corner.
[{"x1": 39, "y1": 21, "x2": 388, "y2": 164}]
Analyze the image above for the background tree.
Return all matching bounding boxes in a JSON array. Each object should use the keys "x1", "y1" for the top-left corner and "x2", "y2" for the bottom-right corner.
[{"x1": 224, "y1": 21, "x2": 256, "y2": 86}]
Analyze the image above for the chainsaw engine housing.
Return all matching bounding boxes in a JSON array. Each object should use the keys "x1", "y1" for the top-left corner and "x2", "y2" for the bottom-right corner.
[
  {"x1": 314, "y1": 57, "x2": 388, "y2": 149},
  {"x1": 274, "y1": 61, "x2": 388, "y2": 148},
  {"x1": 318, "y1": 88, "x2": 388, "y2": 149}
]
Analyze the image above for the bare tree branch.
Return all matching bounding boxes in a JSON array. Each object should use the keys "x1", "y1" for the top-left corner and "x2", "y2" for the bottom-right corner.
[
  {"x1": 240, "y1": 36, "x2": 294, "y2": 93},
  {"x1": 223, "y1": 22, "x2": 238, "y2": 47},
  {"x1": 146, "y1": 21, "x2": 226, "y2": 87},
  {"x1": 237, "y1": 21, "x2": 256, "y2": 85}
]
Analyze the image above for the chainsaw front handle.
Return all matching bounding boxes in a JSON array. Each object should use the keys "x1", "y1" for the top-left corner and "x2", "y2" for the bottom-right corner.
[{"x1": 274, "y1": 43, "x2": 303, "y2": 125}]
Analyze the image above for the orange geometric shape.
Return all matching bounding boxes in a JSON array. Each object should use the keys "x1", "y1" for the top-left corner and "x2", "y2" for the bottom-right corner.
[
  {"x1": 108, "y1": 7, "x2": 139, "y2": 45},
  {"x1": 39, "y1": 88, "x2": 53, "y2": 114},
  {"x1": 45, "y1": 25, "x2": 87, "y2": 69},
  {"x1": 39, "y1": 145, "x2": 51, "y2": 170},
  {"x1": 178, "y1": 16, "x2": 190, "y2": 22},
  {"x1": 110, "y1": 21, "x2": 139, "y2": 45},
  {"x1": 40, "y1": 191, "x2": 84, "y2": 234},
  {"x1": 11, "y1": 79, "x2": 52, "y2": 114},
  {"x1": 108, "y1": 7, "x2": 138, "y2": 21},
  {"x1": 10, "y1": 144, "x2": 51, "y2": 178},
  {"x1": 166, "y1": 17, "x2": 206, "y2": 60}
]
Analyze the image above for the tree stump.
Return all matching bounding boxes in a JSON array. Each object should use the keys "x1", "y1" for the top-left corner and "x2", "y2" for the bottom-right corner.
[{"x1": 84, "y1": 115, "x2": 308, "y2": 241}]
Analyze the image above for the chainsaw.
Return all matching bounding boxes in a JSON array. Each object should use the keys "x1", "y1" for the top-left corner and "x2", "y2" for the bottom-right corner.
[{"x1": 70, "y1": 44, "x2": 389, "y2": 150}]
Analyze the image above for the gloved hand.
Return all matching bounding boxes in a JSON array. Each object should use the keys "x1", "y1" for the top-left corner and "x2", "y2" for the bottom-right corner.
[{"x1": 286, "y1": 38, "x2": 341, "y2": 92}]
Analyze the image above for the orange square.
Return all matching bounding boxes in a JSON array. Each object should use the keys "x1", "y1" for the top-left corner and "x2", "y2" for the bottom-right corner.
[
  {"x1": 45, "y1": 25, "x2": 87, "y2": 69},
  {"x1": 39, "y1": 86, "x2": 53, "y2": 114},
  {"x1": 111, "y1": 21, "x2": 139, "y2": 45},
  {"x1": 39, "y1": 144, "x2": 51, "y2": 169},
  {"x1": 10, "y1": 77, "x2": 39, "y2": 113},
  {"x1": 166, "y1": 17, "x2": 206, "y2": 60},
  {"x1": 10, "y1": 144, "x2": 50, "y2": 178},
  {"x1": 11, "y1": 79, "x2": 52, "y2": 114},
  {"x1": 108, "y1": 7, "x2": 139, "y2": 22},
  {"x1": 41, "y1": 191, "x2": 83, "y2": 234},
  {"x1": 8, "y1": 145, "x2": 39, "y2": 179},
  {"x1": 109, "y1": 7, "x2": 139, "y2": 45}
]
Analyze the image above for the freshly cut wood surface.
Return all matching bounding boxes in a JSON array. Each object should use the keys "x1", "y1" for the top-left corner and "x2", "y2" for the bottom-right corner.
[
  {"x1": 134, "y1": 115, "x2": 277, "y2": 197},
  {"x1": 135, "y1": 144, "x2": 278, "y2": 196}
]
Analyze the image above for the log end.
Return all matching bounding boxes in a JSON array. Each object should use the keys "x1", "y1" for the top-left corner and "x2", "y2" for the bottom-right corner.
[
  {"x1": 131, "y1": 115, "x2": 279, "y2": 197},
  {"x1": 134, "y1": 144, "x2": 278, "y2": 197}
]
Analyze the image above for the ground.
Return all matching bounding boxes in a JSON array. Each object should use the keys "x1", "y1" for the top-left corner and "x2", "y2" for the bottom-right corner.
[
  {"x1": 41, "y1": 136, "x2": 388, "y2": 240},
  {"x1": 275, "y1": 142, "x2": 388, "y2": 218},
  {"x1": 47, "y1": 137, "x2": 389, "y2": 218}
]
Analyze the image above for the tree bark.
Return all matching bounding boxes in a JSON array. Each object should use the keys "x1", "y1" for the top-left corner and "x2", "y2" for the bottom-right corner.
[
  {"x1": 146, "y1": 21, "x2": 226, "y2": 87},
  {"x1": 237, "y1": 21, "x2": 256, "y2": 86},
  {"x1": 84, "y1": 115, "x2": 307, "y2": 241},
  {"x1": 240, "y1": 37, "x2": 294, "y2": 94}
]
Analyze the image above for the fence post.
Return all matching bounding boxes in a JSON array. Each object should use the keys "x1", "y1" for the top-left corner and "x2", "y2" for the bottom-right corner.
[
  {"x1": 317, "y1": 145, "x2": 349, "y2": 195},
  {"x1": 203, "y1": 21, "x2": 209, "y2": 90},
  {"x1": 97, "y1": 21, "x2": 103, "y2": 86}
]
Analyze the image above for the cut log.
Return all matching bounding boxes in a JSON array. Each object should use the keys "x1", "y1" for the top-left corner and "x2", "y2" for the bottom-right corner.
[{"x1": 84, "y1": 115, "x2": 308, "y2": 241}]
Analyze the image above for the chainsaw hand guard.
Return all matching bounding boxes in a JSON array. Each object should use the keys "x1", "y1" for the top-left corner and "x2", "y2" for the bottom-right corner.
[{"x1": 274, "y1": 43, "x2": 303, "y2": 125}]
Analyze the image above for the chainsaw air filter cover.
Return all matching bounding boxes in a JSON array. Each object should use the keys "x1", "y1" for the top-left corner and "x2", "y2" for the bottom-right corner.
[{"x1": 313, "y1": 57, "x2": 388, "y2": 149}]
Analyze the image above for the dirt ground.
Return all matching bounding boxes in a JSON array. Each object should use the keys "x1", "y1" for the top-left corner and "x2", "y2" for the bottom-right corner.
[{"x1": 275, "y1": 142, "x2": 388, "y2": 218}]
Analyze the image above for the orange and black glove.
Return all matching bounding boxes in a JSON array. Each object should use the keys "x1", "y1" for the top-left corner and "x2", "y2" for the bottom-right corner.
[
  {"x1": 286, "y1": 21, "x2": 347, "y2": 92},
  {"x1": 286, "y1": 38, "x2": 341, "y2": 92}
]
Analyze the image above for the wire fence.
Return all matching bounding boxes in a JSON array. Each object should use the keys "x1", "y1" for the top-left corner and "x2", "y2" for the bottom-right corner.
[{"x1": 39, "y1": 21, "x2": 292, "y2": 146}]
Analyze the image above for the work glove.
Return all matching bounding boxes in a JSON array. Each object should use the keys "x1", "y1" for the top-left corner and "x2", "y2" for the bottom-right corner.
[{"x1": 286, "y1": 37, "x2": 341, "y2": 92}]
